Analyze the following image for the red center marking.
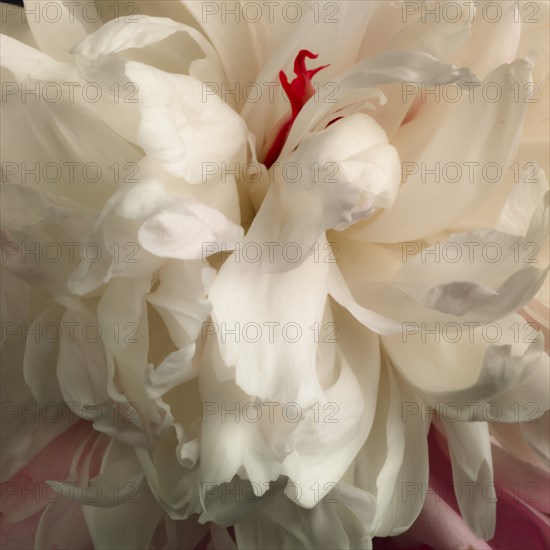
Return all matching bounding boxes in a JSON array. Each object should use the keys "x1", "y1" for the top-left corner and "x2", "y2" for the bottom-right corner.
[{"x1": 263, "y1": 50, "x2": 329, "y2": 169}]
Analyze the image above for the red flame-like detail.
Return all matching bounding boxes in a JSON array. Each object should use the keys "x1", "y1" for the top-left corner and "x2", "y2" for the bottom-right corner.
[{"x1": 263, "y1": 50, "x2": 329, "y2": 168}]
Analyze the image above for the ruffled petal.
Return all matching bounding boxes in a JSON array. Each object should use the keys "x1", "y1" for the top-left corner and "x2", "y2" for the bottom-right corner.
[
  {"x1": 383, "y1": 312, "x2": 549, "y2": 422},
  {"x1": 23, "y1": 0, "x2": 102, "y2": 61},
  {"x1": 353, "y1": 367, "x2": 429, "y2": 537},
  {"x1": 360, "y1": 60, "x2": 534, "y2": 242},
  {"x1": 147, "y1": 260, "x2": 214, "y2": 349},
  {"x1": 234, "y1": 481, "x2": 374, "y2": 550},
  {"x1": 68, "y1": 181, "x2": 241, "y2": 295}
]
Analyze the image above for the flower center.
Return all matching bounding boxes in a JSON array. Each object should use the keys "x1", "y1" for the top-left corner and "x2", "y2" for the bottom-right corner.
[{"x1": 263, "y1": 50, "x2": 329, "y2": 168}]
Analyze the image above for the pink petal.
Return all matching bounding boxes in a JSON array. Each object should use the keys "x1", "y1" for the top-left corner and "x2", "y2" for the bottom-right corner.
[
  {"x1": 1, "y1": 421, "x2": 94, "y2": 523},
  {"x1": 375, "y1": 428, "x2": 550, "y2": 549}
]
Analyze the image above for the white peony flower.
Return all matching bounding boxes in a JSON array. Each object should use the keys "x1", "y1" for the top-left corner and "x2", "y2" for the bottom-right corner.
[{"x1": 1, "y1": 1, "x2": 548, "y2": 549}]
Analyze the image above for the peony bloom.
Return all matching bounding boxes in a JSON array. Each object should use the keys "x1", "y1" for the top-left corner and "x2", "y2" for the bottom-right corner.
[{"x1": 1, "y1": 1, "x2": 548, "y2": 548}]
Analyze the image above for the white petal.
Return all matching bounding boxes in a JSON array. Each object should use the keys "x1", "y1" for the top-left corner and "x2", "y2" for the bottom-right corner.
[
  {"x1": 344, "y1": 192, "x2": 548, "y2": 327},
  {"x1": 199, "y1": 339, "x2": 282, "y2": 490},
  {"x1": 136, "y1": 429, "x2": 203, "y2": 519},
  {"x1": 68, "y1": 182, "x2": 237, "y2": 294},
  {"x1": 72, "y1": 14, "x2": 223, "y2": 84},
  {"x1": 0, "y1": 32, "x2": 141, "y2": 158},
  {"x1": 234, "y1": 481, "x2": 373, "y2": 550},
  {"x1": 138, "y1": 200, "x2": 243, "y2": 260},
  {"x1": 444, "y1": 422, "x2": 495, "y2": 540},
  {"x1": 146, "y1": 346, "x2": 196, "y2": 399},
  {"x1": 35, "y1": 498, "x2": 92, "y2": 550},
  {"x1": 23, "y1": 0, "x2": 101, "y2": 61},
  {"x1": 496, "y1": 169, "x2": 550, "y2": 236},
  {"x1": 209, "y1": 239, "x2": 328, "y2": 408},
  {"x1": 182, "y1": 0, "x2": 260, "y2": 87},
  {"x1": 0, "y1": 36, "x2": 141, "y2": 210},
  {"x1": 278, "y1": 306, "x2": 381, "y2": 508},
  {"x1": 360, "y1": 60, "x2": 533, "y2": 242},
  {"x1": 136, "y1": 156, "x2": 242, "y2": 226},
  {"x1": 1, "y1": 4, "x2": 37, "y2": 49},
  {"x1": 354, "y1": 367, "x2": 429, "y2": 536},
  {"x1": 279, "y1": 114, "x2": 400, "y2": 242},
  {"x1": 125, "y1": 61, "x2": 247, "y2": 183},
  {"x1": 382, "y1": 313, "x2": 549, "y2": 421},
  {"x1": 147, "y1": 260, "x2": 214, "y2": 349},
  {"x1": 1, "y1": 184, "x2": 95, "y2": 295},
  {"x1": 80, "y1": 450, "x2": 162, "y2": 550},
  {"x1": 23, "y1": 302, "x2": 64, "y2": 403},
  {"x1": 453, "y1": 2, "x2": 521, "y2": 79},
  {"x1": 47, "y1": 453, "x2": 144, "y2": 508},
  {"x1": 327, "y1": 260, "x2": 404, "y2": 335},
  {"x1": 73, "y1": 15, "x2": 211, "y2": 62},
  {"x1": 56, "y1": 308, "x2": 110, "y2": 419}
]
